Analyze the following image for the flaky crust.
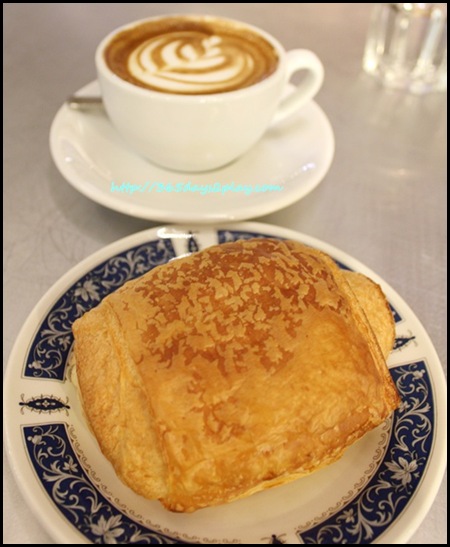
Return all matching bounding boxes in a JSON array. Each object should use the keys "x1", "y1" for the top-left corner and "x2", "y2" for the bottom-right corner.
[
  {"x1": 344, "y1": 271, "x2": 395, "y2": 360},
  {"x1": 73, "y1": 238, "x2": 399, "y2": 512}
]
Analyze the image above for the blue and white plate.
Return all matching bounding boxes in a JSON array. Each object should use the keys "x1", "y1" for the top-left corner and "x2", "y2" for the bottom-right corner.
[{"x1": 4, "y1": 223, "x2": 446, "y2": 544}]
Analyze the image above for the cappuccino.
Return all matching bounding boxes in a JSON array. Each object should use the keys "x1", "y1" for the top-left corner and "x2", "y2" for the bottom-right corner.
[
  {"x1": 104, "y1": 15, "x2": 279, "y2": 95},
  {"x1": 96, "y1": 15, "x2": 323, "y2": 170}
]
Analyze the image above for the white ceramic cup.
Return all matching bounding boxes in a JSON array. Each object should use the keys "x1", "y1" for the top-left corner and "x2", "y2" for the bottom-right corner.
[{"x1": 96, "y1": 15, "x2": 324, "y2": 172}]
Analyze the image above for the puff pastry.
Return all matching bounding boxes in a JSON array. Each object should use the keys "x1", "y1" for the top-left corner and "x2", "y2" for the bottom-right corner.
[{"x1": 73, "y1": 238, "x2": 399, "y2": 512}]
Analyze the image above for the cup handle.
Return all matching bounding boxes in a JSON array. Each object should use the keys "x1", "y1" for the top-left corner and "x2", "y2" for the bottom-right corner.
[{"x1": 271, "y1": 49, "x2": 324, "y2": 125}]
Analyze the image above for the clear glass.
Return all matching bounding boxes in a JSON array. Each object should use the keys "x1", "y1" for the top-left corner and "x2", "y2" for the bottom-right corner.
[{"x1": 363, "y1": 3, "x2": 447, "y2": 93}]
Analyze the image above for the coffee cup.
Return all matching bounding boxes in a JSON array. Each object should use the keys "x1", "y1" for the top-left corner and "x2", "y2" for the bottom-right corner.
[{"x1": 96, "y1": 15, "x2": 324, "y2": 172}]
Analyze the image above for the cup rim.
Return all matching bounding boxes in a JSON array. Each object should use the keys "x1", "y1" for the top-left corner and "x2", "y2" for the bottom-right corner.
[{"x1": 95, "y1": 13, "x2": 287, "y2": 101}]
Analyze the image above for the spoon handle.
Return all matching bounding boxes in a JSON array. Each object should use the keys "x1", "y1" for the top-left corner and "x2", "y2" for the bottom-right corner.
[{"x1": 66, "y1": 96, "x2": 103, "y2": 110}]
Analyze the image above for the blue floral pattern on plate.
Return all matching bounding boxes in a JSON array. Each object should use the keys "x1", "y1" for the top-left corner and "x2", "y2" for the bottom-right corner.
[
  {"x1": 24, "y1": 238, "x2": 175, "y2": 381},
  {"x1": 299, "y1": 361, "x2": 433, "y2": 544},
  {"x1": 23, "y1": 424, "x2": 178, "y2": 544}
]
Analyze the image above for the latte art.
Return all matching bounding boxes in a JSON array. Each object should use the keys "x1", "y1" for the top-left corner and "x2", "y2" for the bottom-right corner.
[
  {"x1": 104, "y1": 17, "x2": 279, "y2": 94},
  {"x1": 129, "y1": 31, "x2": 262, "y2": 93}
]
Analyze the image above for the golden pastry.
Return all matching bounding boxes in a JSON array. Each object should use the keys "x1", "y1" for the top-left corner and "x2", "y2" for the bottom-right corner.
[
  {"x1": 344, "y1": 270, "x2": 395, "y2": 360},
  {"x1": 73, "y1": 238, "x2": 399, "y2": 512}
]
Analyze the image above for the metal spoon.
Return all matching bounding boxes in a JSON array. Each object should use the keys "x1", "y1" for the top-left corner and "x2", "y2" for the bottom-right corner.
[{"x1": 66, "y1": 96, "x2": 103, "y2": 110}]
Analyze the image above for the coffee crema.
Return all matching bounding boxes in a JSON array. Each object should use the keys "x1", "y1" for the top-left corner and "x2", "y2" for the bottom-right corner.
[{"x1": 104, "y1": 16, "x2": 279, "y2": 94}]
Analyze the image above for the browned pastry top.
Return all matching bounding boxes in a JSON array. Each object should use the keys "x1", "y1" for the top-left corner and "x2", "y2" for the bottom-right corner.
[{"x1": 73, "y1": 238, "x2": 399, "y2": 512}]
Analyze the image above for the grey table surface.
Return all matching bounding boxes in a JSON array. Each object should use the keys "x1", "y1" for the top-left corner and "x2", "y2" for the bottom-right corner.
[{"x1": 3, "y1": 3, "x2": 447, "y2": 544}]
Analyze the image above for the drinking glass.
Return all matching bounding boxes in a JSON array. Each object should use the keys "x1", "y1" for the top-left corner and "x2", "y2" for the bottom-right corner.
[{"x1": 363, "y1": 3, "x2": 447, "y2": 93}]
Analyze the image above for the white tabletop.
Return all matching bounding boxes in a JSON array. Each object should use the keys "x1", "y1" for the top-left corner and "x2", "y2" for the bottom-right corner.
[{"x1": 3, "y1": 3, "x2": 446, "y2": 544}]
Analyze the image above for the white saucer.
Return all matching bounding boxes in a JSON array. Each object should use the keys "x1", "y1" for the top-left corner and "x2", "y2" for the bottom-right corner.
[{"x1": 50, "y1": 81, "x2": 334, "y2": 223}]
